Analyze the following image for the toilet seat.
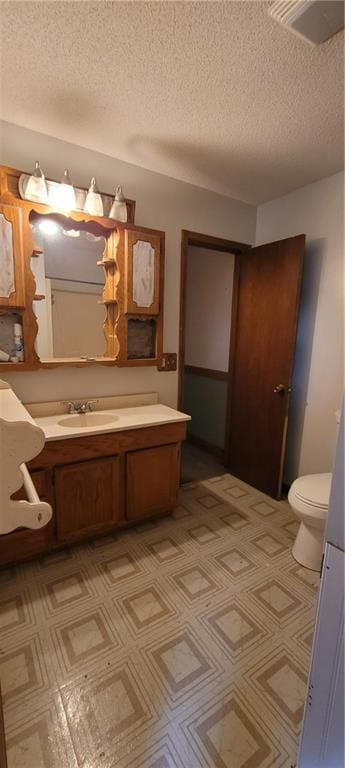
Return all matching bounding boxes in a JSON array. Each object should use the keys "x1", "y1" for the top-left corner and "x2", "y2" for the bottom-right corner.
[
  {"x1": 288, "y1": 473, "x2": 331, "y2": 527},
  {"x1": 292, "y1": 473, "x2": 331, "y2": 508}
]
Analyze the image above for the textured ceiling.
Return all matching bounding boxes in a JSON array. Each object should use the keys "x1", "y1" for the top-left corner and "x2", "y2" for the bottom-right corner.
[{"x1": 0, "y1": 1, "x2": 344, "y2": 203}]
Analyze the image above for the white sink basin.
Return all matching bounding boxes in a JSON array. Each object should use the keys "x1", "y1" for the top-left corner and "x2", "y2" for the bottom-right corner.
[{"x1": 58, "y1": 413, "x2": 119, "y2": 429}]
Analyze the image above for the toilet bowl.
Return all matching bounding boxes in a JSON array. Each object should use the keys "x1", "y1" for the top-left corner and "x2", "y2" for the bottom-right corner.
[{"x1": 288, "y1": 473, "x2": 332, "y2": 571}]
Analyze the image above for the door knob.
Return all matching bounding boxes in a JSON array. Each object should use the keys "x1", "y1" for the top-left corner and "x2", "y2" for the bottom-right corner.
[{"x1": 273, "y1": 384, "x2": 285, "y2": 394}]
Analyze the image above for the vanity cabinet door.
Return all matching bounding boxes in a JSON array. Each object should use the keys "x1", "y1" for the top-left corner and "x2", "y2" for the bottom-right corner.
[
  {"x1": 55, "y1": 456, "x2": 123, "y2": 542},
  {"x1": 125, "y1": 229, "x2": 161, "y2": 315},
  {"x1": 0, "y1": 203, "x2": 25, "y2": 308},
  {"x1": 0, "y1": 470, "x2": 55, "y2": 567},
  {"x1": 126, "y1": 443, "x2": 180, "y2": 521}
]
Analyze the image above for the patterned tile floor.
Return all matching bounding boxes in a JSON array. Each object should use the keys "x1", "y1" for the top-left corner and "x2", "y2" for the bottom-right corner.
[{"x1": 0, "y1": 474, "x2": 319, "y2": 768}]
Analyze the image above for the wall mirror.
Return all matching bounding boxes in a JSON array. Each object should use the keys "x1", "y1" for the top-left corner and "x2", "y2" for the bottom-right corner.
[{"x1": 30, "y1": 213, "x2": 116, "y2": 361}]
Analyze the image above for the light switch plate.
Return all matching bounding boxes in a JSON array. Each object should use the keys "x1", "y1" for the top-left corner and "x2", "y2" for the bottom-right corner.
[{"x1": 158, "y1": 353, "x2": 177, "y2": 372}]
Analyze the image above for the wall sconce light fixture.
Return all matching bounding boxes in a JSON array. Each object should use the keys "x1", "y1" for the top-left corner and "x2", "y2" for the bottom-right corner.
[
  {"x1": 84, "y1": 177, "x2": 104, "y2": 216},
  {"x1": 109, "y1": 185, "x2": 127, "y2": 222},
  {"x1": 24, "y1": 161, "x2": 48, "y2": 203},
  {"x1": 51, "y1": 169, "x2": 76, "y2": 212},
  {"x1": 20, "y1": 164, "x2": 128, "y2": 222}
]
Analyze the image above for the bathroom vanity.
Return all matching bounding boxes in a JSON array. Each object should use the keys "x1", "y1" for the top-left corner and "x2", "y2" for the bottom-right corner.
[
  {"x1": 0, "y1": 399, "x2": 189, "y2": 566},
  {"x1": 0, "y1": 164, "x2": 185, "y2": 566}
]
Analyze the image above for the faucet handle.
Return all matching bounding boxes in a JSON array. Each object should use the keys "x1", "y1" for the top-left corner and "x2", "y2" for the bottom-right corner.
[
  {"x1": 85, "y1": 399, "x2": 99, "y2": 412},
  {"x1": 62, "y1": 400, "x2": 76, "y2": 414}
]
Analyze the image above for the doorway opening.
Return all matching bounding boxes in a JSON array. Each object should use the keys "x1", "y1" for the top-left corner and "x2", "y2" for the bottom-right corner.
[
  {"x1": 179, "y1": 230, "x2": 305, "y2": 497},
  {"x1": 178, "y1": 230, "x2": 249, "y2": 484}
]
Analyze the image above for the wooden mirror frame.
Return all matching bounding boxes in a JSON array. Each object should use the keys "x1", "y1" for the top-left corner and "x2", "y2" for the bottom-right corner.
[
  {"x1": 1, "y1": 197, "x2": 121, "y2": 370},
  {"x1": 0, "y1": 167, "x2": 118, "y2": 370},
  {"x1": 0, "y1": 165, "x2": 166, "y2": 372}
]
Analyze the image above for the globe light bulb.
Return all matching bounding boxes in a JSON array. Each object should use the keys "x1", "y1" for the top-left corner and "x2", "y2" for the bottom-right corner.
[
  {"x1": 109, "y1": 185, "x2": 127, "y2": 222},
  {"x1": 55, "y1": 169, "x2": 76, "y2": 212},
  {"x1": 84, "y1": 177, "x2": 104, "y2": 216},
  {"x1": 25, "y1": 161, "x2": 48, "y2": 203}
]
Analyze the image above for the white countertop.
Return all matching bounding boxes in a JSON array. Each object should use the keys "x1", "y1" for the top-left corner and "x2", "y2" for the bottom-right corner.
[{"x1": 34, "y1": 403, "x2": 191, "y2": 442}]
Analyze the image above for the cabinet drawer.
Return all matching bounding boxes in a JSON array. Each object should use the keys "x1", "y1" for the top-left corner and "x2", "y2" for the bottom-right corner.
[{"x1": 126, "y1": 443, "x2": 180, "y2": 521}]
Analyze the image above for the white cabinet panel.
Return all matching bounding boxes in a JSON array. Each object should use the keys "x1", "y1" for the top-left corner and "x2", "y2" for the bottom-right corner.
[{"x1": 298, "y1": 542, "x2": 345, "y2": 768}]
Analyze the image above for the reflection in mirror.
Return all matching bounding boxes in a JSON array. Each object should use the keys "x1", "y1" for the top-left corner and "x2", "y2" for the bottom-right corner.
[{"x1": 31, "y1": 217, "x2": 107, "y2": 360}]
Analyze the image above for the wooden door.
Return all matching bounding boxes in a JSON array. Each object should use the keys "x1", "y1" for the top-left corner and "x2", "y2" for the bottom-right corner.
[
  {"x1": 127, "y1": 443, "x2": 180, "y2": 520},
  {"x1": 227, "y1": 235, "x2": 305, "y2": 498},
  {"x1": 55, "y1": 456, "x2": 123, "y2": 542}
]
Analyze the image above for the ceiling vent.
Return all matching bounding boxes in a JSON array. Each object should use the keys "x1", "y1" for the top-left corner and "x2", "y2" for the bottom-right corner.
[{"x1": 269, "y1": 0, "x2": 345, "y2": 44}]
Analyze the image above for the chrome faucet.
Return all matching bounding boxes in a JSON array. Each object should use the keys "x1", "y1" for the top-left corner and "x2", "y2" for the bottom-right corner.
[{"x1": 62, "y1": 400, "x2": 99, "y2": 414}]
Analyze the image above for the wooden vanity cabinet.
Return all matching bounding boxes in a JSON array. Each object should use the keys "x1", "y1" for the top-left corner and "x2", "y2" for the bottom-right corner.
[
  {"x1": 55, "y1": 455, "x2": 124, "y2": 543},
  {"x1": 0, "y1": 422, "x2": 186, "y2": 567},
  {"x1": 0, "y1": 469, "x2": 55, "y2": 564}
]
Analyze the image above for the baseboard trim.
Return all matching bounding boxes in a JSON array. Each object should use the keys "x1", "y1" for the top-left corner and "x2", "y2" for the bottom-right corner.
[{"x1": 184, "y1": 364, "x2": 228, "y2": 382}]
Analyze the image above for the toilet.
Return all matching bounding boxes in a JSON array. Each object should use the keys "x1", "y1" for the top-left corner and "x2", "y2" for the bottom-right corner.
[{"x1": 288, "y1": 472, "x2": 332, "y2": 571}]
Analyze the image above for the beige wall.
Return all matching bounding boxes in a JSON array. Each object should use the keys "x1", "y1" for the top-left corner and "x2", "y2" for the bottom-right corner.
[
  {"x1": 256, "y1": 171, "x2": 344, "y2": 481},
  {"x1": 0, "y1": 120, "x2": 256, "y2": 406},
  {"x1": 1, "y1": 121, "x2": 343, "y2": 485},
  {"x1": 185, "y1": 247, "x2": 234, "y2": 371}
]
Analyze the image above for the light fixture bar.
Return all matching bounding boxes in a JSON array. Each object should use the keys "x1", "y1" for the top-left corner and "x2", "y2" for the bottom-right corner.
[{"x1": 19, "y1": 172, "x2": 129, "y2": 221}]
